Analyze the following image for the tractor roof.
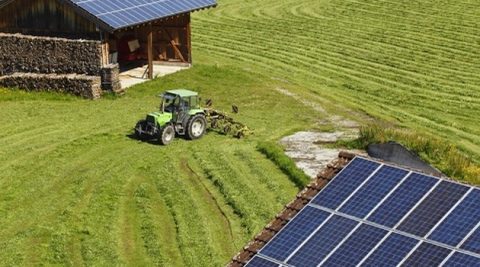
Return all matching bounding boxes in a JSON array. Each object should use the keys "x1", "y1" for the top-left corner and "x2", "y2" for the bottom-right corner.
[{"x1": 165, "y1": 89, "x2": 198, "y2": 98}]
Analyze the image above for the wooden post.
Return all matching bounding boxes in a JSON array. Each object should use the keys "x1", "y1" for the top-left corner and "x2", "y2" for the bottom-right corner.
[
  {"x1": 147, "y1": 25, "x2": 153, "y2": 79},
  {"x1": 186, "y1": 14, "x2": 192, "y2": 64},
  {"x1": 104, "y1": 32, "x2": 110, "y2": 65}
]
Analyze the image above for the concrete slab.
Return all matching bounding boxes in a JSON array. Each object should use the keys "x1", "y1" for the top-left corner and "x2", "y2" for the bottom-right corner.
[{"x1": 119, "y1": 64, "x2": 190, "y2": 89}]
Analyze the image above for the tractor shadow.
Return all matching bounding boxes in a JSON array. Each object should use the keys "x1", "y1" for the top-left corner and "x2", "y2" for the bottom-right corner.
[{"x1": 126, "y1": 133, "x2": 188, "y2": 146}]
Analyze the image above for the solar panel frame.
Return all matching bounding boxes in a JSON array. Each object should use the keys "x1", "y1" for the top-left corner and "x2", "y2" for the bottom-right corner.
[
  {"x1": 319, "y1": 223, "x2": 388, "y2": 267},
  {"x1": 397, "y1": 181, "x2": 470, "y2": 237},
  {"x1": 311, "y1": 158, "x2": 382, "y2": 210},
  {"x1": 245, "y1": 256, "x2": 280, "y2": 267},
  {"x1": 338, "y1": 165, "x2": 409, "y2": 219},
  {"x1": 399, "y1": 242, "x2": 452, "y2": 266},
  {"x1": 441, "y1": 252, "x2": 480, "y2": 267},
  {"x1": 258, "y1": 206, "x2": 331, "y2": 261},
  {"x1": 460, "y1": 226, "x2": 480, "y2": 254},
  {"x1": 367, "y1": 173, "x2": 440, "y2": 228},
  {"x1": 286, "y1": 215, "x2": 359, "y2": 266},
  {"x1": 427, "y1": 188, "x2": 480, "y2": 246},
  {"x1": 358, "y1": 232, "x2": 419, "y2": 267}
]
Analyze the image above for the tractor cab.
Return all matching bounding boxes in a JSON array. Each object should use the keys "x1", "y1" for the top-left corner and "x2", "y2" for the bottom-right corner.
[
  {"x1": 135, "y1": 89, "x2": 207, "y2": 145},
  {"x1": 160, "y1": 89, "x2": 201, "y2": 116}
]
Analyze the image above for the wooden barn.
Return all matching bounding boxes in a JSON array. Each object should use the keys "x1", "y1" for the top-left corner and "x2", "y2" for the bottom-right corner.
[{"x1": 0, "y1": 0, "x2": 217, "y2": 98}]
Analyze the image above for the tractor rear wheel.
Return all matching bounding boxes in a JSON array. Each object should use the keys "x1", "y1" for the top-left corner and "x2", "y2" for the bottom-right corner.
[
  {"x1": 158, "y1": 125, "x2": 175, "y2": 145},
  {"x1": 186, "y1": 114, "x2": 207, "y2": 140}
]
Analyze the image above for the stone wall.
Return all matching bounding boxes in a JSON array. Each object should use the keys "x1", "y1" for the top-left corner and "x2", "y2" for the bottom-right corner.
[
  {"x1": 0, "y1": 33, "x2": 102, "y2": 75},
  {"x1": 0, "y1": 73, "x2": 102, "y2": 99},
  {"x1": 100, "y1": 64, "x2": 123, "y2": 94}
]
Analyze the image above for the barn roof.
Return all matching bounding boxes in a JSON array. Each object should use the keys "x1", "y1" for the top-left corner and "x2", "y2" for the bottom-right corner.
[{"x1": 0, "y1": 0, "x2": 217, "y2": 32}]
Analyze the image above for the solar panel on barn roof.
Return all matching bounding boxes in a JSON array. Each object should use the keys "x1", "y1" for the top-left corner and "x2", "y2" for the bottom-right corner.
[
  {"x1": 246, "y1": 157, "x2": 480, "y2": 267},
  {"x1": 69, "y1": 0, "x2": 217, "y2": 30}
]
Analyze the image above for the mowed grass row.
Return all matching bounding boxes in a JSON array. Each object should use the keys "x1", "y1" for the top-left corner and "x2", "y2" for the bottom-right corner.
[
  {"x1": 192, "y1": 0, "x2": 480, "y2": 159},
  {"x1": 0, "y1": 66, "x2": 317, "y2": 265}
]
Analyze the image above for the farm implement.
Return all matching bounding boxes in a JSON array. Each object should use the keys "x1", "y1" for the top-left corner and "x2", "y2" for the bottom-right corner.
[{"x1": 134, "y1": 89, "x2": 251, "y2": 145}]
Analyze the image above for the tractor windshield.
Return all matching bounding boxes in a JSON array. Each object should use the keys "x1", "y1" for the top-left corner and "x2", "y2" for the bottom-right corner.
[{"x1": 160, "y1": 93, "x2": 179, "y2": 113}]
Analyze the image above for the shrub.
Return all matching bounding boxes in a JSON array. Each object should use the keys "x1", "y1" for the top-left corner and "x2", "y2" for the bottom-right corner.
[{"x1": 257, "y1": 141, "x2": 310, "y2": 189}]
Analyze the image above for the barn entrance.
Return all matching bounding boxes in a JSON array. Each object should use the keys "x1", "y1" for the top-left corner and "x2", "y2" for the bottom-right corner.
[{"x1": 104, "y1": 13, "x2": 192, "y2": 86}]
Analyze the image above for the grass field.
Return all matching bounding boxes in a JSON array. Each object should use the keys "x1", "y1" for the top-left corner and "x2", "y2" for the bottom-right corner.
[{"x1": 1, "y1": 0, "x2": 479, "y2": 266}]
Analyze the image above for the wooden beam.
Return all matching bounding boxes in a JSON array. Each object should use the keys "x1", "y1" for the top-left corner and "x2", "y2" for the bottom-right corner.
[
  {"x1": 162, "y1": 28, "x2": 187, "y2": 63},
  {"x1": 105, "y1": 32, "x2": 110, "y2": 65},
  {"x1": 186, "y1": 14, "x2": 192, "y2": 63},
  {"x1": 147, "y1": 25, "x2": 153, "y2": 79}
]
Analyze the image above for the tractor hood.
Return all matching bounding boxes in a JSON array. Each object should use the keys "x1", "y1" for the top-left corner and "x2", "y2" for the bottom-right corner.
[{"x1": 147, "y1": 111, "x2": 172, "y2": 127}]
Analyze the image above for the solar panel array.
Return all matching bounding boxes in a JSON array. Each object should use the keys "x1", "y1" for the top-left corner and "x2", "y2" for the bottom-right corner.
[
  {"x1": 246, "y1": 157, "x2": 480, "y2": 267},
  {"x1": 68, "y1": 0, "x2": 217, "y2": 30}
]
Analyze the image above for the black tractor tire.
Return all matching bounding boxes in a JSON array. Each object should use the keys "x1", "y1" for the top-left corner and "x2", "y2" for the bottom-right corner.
[
  {"x1": 135, "y1": 120, "x2": 148, "y2": 140},
  {"x1": 158, "y1": 125, "x2": 175, "y2": 145},
  {"x1": 186, "y1": 114, "x2": 207, "y2": 140}
]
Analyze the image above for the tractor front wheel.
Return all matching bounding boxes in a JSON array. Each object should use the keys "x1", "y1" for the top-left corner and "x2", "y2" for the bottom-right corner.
[
  {"x1": 158, "y1": 125, "x2": 175, "y2": 145},
  {"x1": 186, "y1": 114, "x2": 207, "y2": 140},
  {"x1": 135, "y1": 120, "x2": 148, "y2": 140}
]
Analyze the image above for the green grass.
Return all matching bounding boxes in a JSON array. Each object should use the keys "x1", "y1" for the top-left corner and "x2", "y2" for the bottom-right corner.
[
  {"x1": 193, "y1": 0, "x2": 480, "y2": 160},
  {"x1": 0, "y1": 65, "x2": 318, "y2": 266},
  {"x1": 1, "y1": 0, "x2": 480, "y2": 265}
]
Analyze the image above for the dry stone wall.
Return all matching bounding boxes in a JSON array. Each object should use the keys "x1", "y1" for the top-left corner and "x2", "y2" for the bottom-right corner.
[
  {"x1": 0, "y1": 73, "x2": 102, "y2": 99},
  {"x1": 100, "y1": 64, "x2": 123, "y2": 94},
  {"x1": 0, "y1": 33, "x2": 102, "y2": 75}
]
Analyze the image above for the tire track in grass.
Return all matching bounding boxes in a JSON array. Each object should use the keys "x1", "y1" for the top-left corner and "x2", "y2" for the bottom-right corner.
[
  {"x1": 180, "y1": 158, "x2": 236, "y2": 250},
  {"x1": 192, "y1": 147, "x2": 289, "y2": 236},
  {"x1": 150, "y1": 156, "x2": 223, "y2": 266}
]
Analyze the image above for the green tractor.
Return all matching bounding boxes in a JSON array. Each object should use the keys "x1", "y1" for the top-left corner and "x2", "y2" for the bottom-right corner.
[{"x1": 134, "y1": 89, "x2": 207, "y2": 145}]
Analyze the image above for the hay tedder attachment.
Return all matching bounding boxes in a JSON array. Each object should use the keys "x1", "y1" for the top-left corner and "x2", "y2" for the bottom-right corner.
[{"x1": 205, "y1": 107, "x2": 253, "y2": 139}]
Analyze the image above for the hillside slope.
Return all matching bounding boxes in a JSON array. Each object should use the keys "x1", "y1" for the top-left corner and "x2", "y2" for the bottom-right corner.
[{"x1": 194, "y1": 0, "x2": 480, "y2": 159}]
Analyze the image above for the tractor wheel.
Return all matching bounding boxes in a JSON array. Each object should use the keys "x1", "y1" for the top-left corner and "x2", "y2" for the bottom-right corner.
[
  {"x1": 135, "y1": 120, "x2": 148, "y2": 140},
  {"x1": 158, "y1": 125, "x2": 175, "y2": 145},
  {"x1": 186, "y1": 114, "x2": 207, "y2": 140}
]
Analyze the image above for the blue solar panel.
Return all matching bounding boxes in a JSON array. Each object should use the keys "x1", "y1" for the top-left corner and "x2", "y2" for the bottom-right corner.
[
  {"x1": 259, "y1": 206, "x2": 331, "y2": 261},
  {"x1": 287, "y1": 215, "x2": 358, "y2": 266},
  {"x1": 361, "y1": 233, "x2": 419, "y2": 267},
  {"x1": 68, "y1": 0, "x2": 217, "y2": 30},
  {"x1": 311, "y1": 158, "x2": 380, "y2": 209},
  {"x1": 461, "y1": 228, "x2": 480, "y2": 254},
  {"x1": 322, "y1": 224, "x2": 388, "y2": 267},
  {"x1": 401, "y1": 243, "x2": 451, "y2": 266},
  {"x1": 398, "y1": 181, "x2": 470, "y2": 237},
  {"x1": 367, "y1": 173, "x2": 438, "y2": 228},
  {"x1": 248, "y1": 157, "x2": 480, "y2": 267},
  {"x1": 428, "y1": 189, "x2": 480, "y2": 246},
  {"x1": 443, "y1": 252, "x2": 480, "y2": 267},
  {"x1": 245, "y1": 256, "x2": 279, "y2": 267},
  {"x1": 339, "y1": 165, "x2": 408, "y2": 218}
]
